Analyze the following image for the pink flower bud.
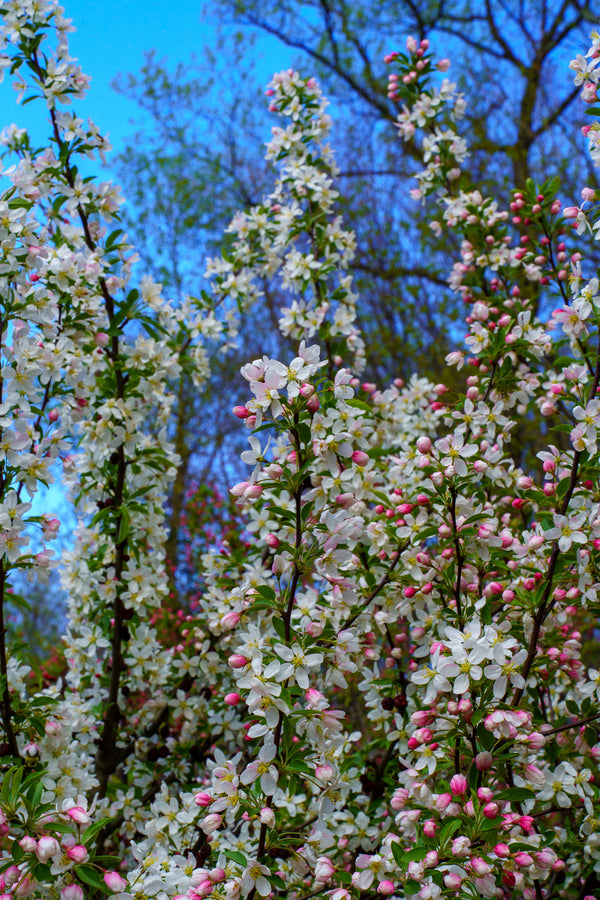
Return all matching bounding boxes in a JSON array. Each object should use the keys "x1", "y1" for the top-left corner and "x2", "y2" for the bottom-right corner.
[
  {"x1": 230, "y1": 481, "x2": 249, "y2": 497},
  {"x1": 265, "y1": 533, "x2": 279, "y2": 549},
  {"x1": 494, "y1": 843, "x2": 510, "y2": 858},
  {"x1": 104, "y1": 872, "x2": 128, "y2": 892},
  {"x1": 61, "y1": 886, "x2": 84, "y2": 900},
  {"x1": 194, "y1": 791, "x2": 212, "y2": 807},
  {"x1": 416, "y1": 436, "x2": 432, "y2": 453},
  {"x1": 209, "y1": 868, "x2": 226, "y2": 884},
  {"x1": 4, "y1": 867, "x2": 21, "y2": 888},
  {"x1": 470, "y1": 857, "x2": 491, "y2": 875},
  {"x1": 66, "y1": 845, "x2": 88, "y2": 864},
  {"x1": 518, "y1": 815, "x2": 535, "y2": 834},
  {"x1": 65, "y1": 807, "x2": 90, "y2": 826},
  {"x1": 315, "y1": 857, "x2": 335, "y2": 881},
  {"x1": 352, "y1": 450, "x2": 369, "y2": 466},
  {"x1": 220, "y1": 611, "x2": 240, "y2": 631},
  {"x1": 451, "y1": 836, "x2": 471, "y2": 857},
  {"x1": 525, "y1": 732, "x2": 546, "y2": 749},
  {"x1": 514, "y1": 852, "x2": 534, "y2": 867},
  {"x1": 19, "y1": 836, "x2": 37, "y2": 853},
  {"x1": 224, "y1": 693, "x2": 241, "y2": 706},
  {"x1": 423, "y1": 819, "x2": 436, "y2": 837},
  {"x1": 228, "y1": 654, "x2": 248, "y2": 669},
  {"x1": 483, "y1": 802, "x2": 499, "y2": 819},
  {"x1": 391, "y1": 788, "x2": 409, "y2": 809},
  {"x1": 535, "y1": 850, "x2": 557, "y2": 870},
  {"x1": 299, "y1": 382, "x2": 315, "y2": 398},
  {"x1": 201, "y1": 813, "x2": 222, "y2": 834},
  {"x1": 94, "y1": 332, "x2": 109, "y2": 347},
  {"x1": 435, "y1": 792, "x2": 452, "y2": 811},
  {"x1": 450, "y1": 774, "x2": 467, "y2": 796},
  {"x1": 444, "y1": 873, "x2": 462, "y2": 889},
  {"x1": 475, "y1": 751, "x2": 492, "y2": 771},
  {"x1": 36, "y1": 836, "x2": 60, "y2": 861},
  {"x1": 377, "y1": 881, "x2": 395, "y2": 896},
  {"x1": 233, "y1": 406, "x2": 250, "y2": 418},
  {"x1": 259, "y1": 807, "x2": 275, "y2": 827},
  {"x1": 523, "y1": 764, "x2": 545, "y2": 786}
]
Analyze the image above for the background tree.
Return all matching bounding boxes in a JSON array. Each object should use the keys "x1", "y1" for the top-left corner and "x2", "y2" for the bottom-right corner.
[{"x1": 113, "y1": 0, "x2": 599, "y2": 594}]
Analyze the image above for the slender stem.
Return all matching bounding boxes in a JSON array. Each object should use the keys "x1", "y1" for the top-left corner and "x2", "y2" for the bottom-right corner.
[
  {"x1": 449, "y1": 487, "x2": 464, "y2": 626},
  {"x1": 342, "y1": 546, "x2": 405, "y2": 631},
  {"x1": 0, "y1": 560, "x2": 19, "y2": 757}
]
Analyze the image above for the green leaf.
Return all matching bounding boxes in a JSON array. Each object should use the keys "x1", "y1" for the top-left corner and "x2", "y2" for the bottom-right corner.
[
  {"x1": 82, "y1": 817, "x2": 115, "y2": 847},
  {"x1": 391, "y1": 840, "x2": 405, "y2": 867},
  {"x1": 74, "y1": 865, "x2": 107, "y2": 891},
  {"x1": 495, "y1": 787, "x2": 535, "y2": 802},
  {"x1": 117, "y1": 509, "x2": 130, "y2": 544},
  {"x1": 224, "y1": 850, "x2": 247, "y2": 867},
  {"x1": 437, "y1": 818, "x2": 462, "y2": 844},
  {"x1": 391, "y1": 844, "x2": 428, "y2": 866},
  {"x1": 272, "y1": 617, "x2": 286, "y2": 641}
]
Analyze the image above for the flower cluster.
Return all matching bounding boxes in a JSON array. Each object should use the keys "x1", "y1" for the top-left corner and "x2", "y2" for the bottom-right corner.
[{"x1": 2, "y1": 5, "x2": 600, "y2": 900}]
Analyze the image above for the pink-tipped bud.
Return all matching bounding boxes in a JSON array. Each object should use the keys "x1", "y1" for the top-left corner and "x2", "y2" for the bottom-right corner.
[
  {"x1": 233, "y1": 405, "x2": 250, "y2": 419},
  {"x1": 65, "y1": 806, "x2": 91, "y2": 826},
  {"x1": 104, "y1": 872, "x2": 128, "y2": 892},
  {"x1": 19, "y1": 836, "x2": 37, "y2": 853},
  {"x1": 201, "y1": 813, "x2": 222, "y2": 835},
  {"x1": 66, "y1": 845, "x2": 88, "y2": 864},
  {"x1": 299, "y1": 382, "x2": 315, "y2": 398},
  {"x1": 450, "y1": 774, "x2": 468, "y2": 795},
  {"x1": 228, "y1": 654, "x2": 248, "y2": 669},
  {"x1": 61, "y1": 886, "x2": 84, "y2": 900},
  {"x1": 224, "y1": 692, "x2": 241, "y2": 706},
  {"x1": 259, "y1": 807, "x2": 275, "y2": 827},
  {"x1": 435, "y1": 792, "x2": 452, "y2": 811},
  {"x1": 352, "y1": 450, "x2": 369, "y2": 466},
  {"x1": 514, "y1": 852, "x2": 534, "y2": 867},
  {"x1": 220, "y1": 611, "x2": 240, "y2": 631},
  {"x1": 315, "y1": 857, "x2": 335, "y2": 881},
  {"x1": 194, "y1": 791, "x2": 212, "y2": 807},
  {"x1": 475, "y1": 751, "x2": 493, "y2": 771}
]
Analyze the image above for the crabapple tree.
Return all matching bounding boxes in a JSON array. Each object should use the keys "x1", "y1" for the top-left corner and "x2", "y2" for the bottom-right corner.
[{"x1": 1, "y1": 4, "x2": 600, "y2": 900}]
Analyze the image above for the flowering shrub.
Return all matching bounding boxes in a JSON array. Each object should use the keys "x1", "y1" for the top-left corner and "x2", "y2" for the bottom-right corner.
[{"x1": 2, "y1": 3, "x2": 600, "y2": 900}]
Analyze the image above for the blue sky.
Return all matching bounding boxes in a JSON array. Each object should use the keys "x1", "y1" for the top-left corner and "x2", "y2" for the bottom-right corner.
[
  {"x1": 8, "y1": 0, "x2": 293, "y2": 163},
  {"x1": 2, "y1": 1, "x2": 296, "y2": 538}
]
